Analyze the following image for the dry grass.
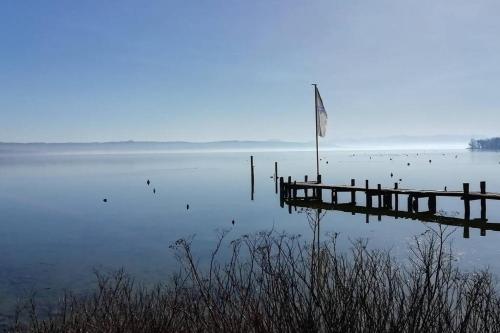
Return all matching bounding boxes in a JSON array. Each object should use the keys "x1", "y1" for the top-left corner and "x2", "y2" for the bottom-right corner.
[{"x1": 6, "y1": 221, "x2": 500, "y2": 332}]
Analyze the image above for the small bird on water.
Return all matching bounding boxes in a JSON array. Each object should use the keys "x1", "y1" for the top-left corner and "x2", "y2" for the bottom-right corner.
[
  {"x1": 153, "y1": 188, "x2": 156, "y2": 194},
  {"x1": 407, "y1": 163, "x2": 411, "y2": 166},
  {"x1": 103, "y1": 198, "x2": 108, "y2": 202},
  {"x1": 390, "y1": 173, "x2": 393, "y2": 178},
  {"x1": 232, "y1": 219, "x2": 235, "y2": 225},
  {"x1": 146, "y1": 179, "x2": 150, "y2": 186},
  {"x1": 186, "y1": 204, "x2": 190, "y2": 210}
]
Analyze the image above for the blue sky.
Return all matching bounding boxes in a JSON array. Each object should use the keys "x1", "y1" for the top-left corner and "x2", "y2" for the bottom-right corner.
[{"x1": 1, "y1": 0, "x2": 499, "y2": 142}]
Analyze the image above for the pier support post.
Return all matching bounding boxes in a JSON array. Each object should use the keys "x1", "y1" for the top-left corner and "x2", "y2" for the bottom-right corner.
[
  {"x1": 480, "y1": 181, "x2": 487, "y2": 221},
  {"x1": 394, "y1": 183, "x2": 399, "y2": 218},
  {"x1": 480, "y1": 181, "x2": 486, "y2": 236},
  {"x1": 463, "y1": 183, "x2": 470, "y2": 221},
  {"x1": 304, "y1": 176, "x2": 308, "y2": 198},
  {"x1": 365, "y1": 181, "x2": 370, "y2": 223},
  {"x1": 279, "y1": 177, "x2": 284, "y2": 207},
  {"x1": 407, "y1": 195, "x2": 413, "y2": 213},
  {"x1": 250, "y1": 156, "x2": 254, "y2": 201},
  {"x1": 365, "y1": 180, "x2": 372, "y2": 208},
  {"x1": 377, "y1": 184, "x2": 382, "y2": 209},
  {"x1": 350, "y1": 179, "x2": 356, "y2": 205},
  {"x1": 317, "y1": 175, "x2": 322, "y2": 200},
  {"x1": 428, "y1": 195, "x2": 437, "y2": 214},
  {"x1": 287, "y1": 176, "x2": 292, "y2": 199},
  {"x1": 274, "y1": 162, "x2": 278, "y2": 193}
]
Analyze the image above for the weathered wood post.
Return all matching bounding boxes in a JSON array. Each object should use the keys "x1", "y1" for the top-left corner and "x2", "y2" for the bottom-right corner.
[
  {"x1": 377, "y1": 184, "x2": 382, "y2": 209},
  {"x1": 293, "y1": 181, "x2": 297, "y2": 199},
  {"x1": 365, "y1": 180, "x2": 372, "y2": 208},
  {"x1": 350, "y1": 179, "x2": 356, "y2": 205},
  {"x1": 317, "y1": 175, "x2": 322, "y2": 201},
  {"x1": 279, "y1": 177, "x2": 284, "y2": 207},
  {"x1": 414, "y1": 196, "x2": 419, "y2": 213},
  {"x1": 480, "y1": 181, "x2": 486, "y2": 220},
  {"x1": 428, "y1": 195, "x2": 437, "y2": 214},
  {"x1": 463, "y1": 183, "x2": 470, "y2": 221},
  {"x1": 480, "y1": 181, "x2": 486, "y2": 236},
  {"x1": 394, "y1": 183, "x2": 399, "y2": 218},
  {"x1": 407, "y1": 195, "x2": 413, "y2": 213},
  {"x1": 287, "y1": 176, "x2": 292, "y2": 199},
  {"x1": 304, "y1": 175, "x2": 308, "y2": 198},
  {"x1": 274, "y1": 162, "x2": 278, "y2": 194},
  {"x1": 377, "y1": 184, "x2": 382, "y2": 221},
  {"x1": 250, "y1": 156, "x2": 255, "y2": 200},
  {"x1": 365, "y1": 181, "x2": 370, "y2": 222}
]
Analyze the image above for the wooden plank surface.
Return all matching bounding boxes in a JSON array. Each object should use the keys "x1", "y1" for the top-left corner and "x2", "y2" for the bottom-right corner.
[{"x1": 286, "y1": 182, "x2": 500, "y2": 200}]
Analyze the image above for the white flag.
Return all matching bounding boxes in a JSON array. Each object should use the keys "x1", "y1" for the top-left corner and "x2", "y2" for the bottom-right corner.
[{"x1": 315, "y1": 87, "x2": 328, "y2": 137}]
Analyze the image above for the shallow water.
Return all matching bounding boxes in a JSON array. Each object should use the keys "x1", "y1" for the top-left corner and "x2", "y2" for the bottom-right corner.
[{"x1": 1, "y1": 147, "x2": 500, "y2": 315}]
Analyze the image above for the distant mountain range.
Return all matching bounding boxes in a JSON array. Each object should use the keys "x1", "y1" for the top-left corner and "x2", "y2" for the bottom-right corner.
[
  {"x1": 0, "y1": 140, "x2": 315, "y2": 154},
  {"x1": 0, "y1": 135, "x2": 480, "y2": 153}
]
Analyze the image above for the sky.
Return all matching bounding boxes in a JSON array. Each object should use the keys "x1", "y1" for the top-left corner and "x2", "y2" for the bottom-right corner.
[{"x1": 1, "y1": 0, "x2": 499, "y2": 143}]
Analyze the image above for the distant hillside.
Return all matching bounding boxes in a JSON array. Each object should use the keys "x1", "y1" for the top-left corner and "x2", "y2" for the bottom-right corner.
[
  {"x1": 469, "y1": 138, "x2": 500, "y2": 150},
  {"x1": 0, "y1": 140, "x2": 314, "y2": 154}
]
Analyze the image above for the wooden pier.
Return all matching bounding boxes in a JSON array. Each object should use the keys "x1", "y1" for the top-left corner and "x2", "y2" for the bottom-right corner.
[{"x1": 279, "y1": 175, "x2": 500, "y2": 238}]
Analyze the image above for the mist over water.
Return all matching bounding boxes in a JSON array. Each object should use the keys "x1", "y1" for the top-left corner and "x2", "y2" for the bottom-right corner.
[{"x1": 1, "y1": 143, "x2": 499, "y2": 316}]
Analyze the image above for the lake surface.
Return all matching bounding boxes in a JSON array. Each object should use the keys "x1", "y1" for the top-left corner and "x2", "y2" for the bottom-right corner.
[{"x1": 1, "y1": 147, "x2": 500, "y2": 317}]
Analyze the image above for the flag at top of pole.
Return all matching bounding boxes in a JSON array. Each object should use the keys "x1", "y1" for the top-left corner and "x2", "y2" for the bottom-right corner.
[
  {"x1": 315, "y1": 86, "x2": 328, "y2": 137},
  {"x1": 312, "y1": 84, "x2": 328, "y2": 178}
]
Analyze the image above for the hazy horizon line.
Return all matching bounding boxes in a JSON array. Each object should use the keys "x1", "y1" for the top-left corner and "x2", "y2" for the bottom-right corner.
[{"x1": 0, "y1": 134, "x2": 490, "y2": 145}]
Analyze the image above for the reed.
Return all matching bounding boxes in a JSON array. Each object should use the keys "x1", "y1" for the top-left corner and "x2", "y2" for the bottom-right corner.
[{"x1": 7, "y1": 226, "x2": 500, "y2": 332}]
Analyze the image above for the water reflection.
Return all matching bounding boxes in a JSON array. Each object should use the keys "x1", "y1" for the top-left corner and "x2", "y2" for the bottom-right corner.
[{"x1": 283, "y1": 198, "x2": 498, "y2": 239}]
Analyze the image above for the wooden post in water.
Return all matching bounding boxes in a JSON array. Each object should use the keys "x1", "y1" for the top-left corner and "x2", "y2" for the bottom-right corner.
[
  {"x1": 377, "y1": 184, "x2": 382, "y2": 209},
  {"x1": 304, "y1": 175, "x2": 308, "y2": 198},
  {"x1": 365, "y1": 180, "x2": 371, "y2": 208},
  {"x1": 480, "y1": 181, "x2": 487, "y2": 220},
  {"x1": 279, "y1": 177, "x2": 284, "y2": 207},
  {"x1": 462, "y1": 183, "x2": 470, "y2": 237},
  {"x1": 350, "y1": 179, "x2": 356, "y2": 205},
  {"x1": 428, "y1": 195, "x2": 437, "y2": 214},
  {"x1": 274, "y1": 162, "x2": 278, "y2": 194},
  {"x1": 377, "y1": 184, "x2": 382, "y2": 221},
  {"x1": 463, "y1": 183, "x2": 470, "y2": 221},
  {"x1": 480, "y1": 181, "x2": 486, "y2": 236},
  {"x1": 250, "y1": 156, "x2": 255, "y2": 201},
  {"x1": 365, "y1": 180, "x2": 370, "y2": 223},
  {"x1": 287, "y1": 176, "x2": 292, "y2": 199},
  {"x1": 394, "y1": 183, "x2": 399, "y2": 219},
  {"x1": 293, "y1": 181, "x2": 297, "y2": 199},
  {"x1": 317, "y1": 175, "x2": 322, "y2": 200},
  {"x1": 407, "y1": 195, "x2": 412, "y2": 213}
]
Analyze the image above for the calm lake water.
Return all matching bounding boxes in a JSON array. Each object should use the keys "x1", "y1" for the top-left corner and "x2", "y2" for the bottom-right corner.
[{"x1": 1, "y1": 147, "x2": 500, "y2": 317}]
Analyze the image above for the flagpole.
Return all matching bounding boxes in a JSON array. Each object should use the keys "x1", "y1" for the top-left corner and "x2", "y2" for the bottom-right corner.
[{"x1": 312, "y1": 84, "x2": 319, "y2": 178}]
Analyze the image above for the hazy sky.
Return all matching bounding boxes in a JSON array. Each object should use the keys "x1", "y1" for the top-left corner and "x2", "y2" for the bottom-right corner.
[{"x1": 1, "y1": 0, "x2": 499, "y2": 143}]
